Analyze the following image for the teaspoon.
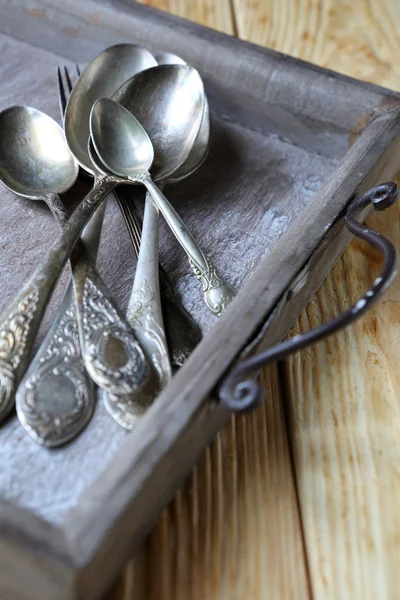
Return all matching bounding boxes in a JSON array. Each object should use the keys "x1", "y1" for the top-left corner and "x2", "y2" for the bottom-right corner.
[
  {"x1": 89, "y1": 85, "x2": 209, "y2": 427},
  {"x1": 111, "y1": 66, "x2": 236, "y2": 316}
]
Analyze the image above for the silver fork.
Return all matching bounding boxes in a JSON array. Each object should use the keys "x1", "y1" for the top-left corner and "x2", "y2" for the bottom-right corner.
[{"x1": 60, "y1": 66, "x2": 202, "y2": 370}]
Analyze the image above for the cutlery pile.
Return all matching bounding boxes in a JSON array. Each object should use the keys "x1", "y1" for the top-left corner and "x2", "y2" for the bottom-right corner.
[{"x1": 0, "y1": 44, "x2": 237, "y2": 447}]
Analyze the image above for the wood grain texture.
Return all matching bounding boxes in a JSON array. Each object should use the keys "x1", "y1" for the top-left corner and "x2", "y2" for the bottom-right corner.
[
  {"x1": 0, "y1": 1, "x2": 399, "y2": 599},
  {"x1": 112, "y1": 1, "x2": 400, "y2": 600},
  {"x1": 233, "y1": 0, "x2": 400, "y2": 599},
  {"x1": 233, "y1": 0, "x2": 400, "y2": 93},
  {"x1": 109, "y1": 368, "x2": 310, "y2": 600},
  {"x1": 135, "y1": 0, "x2": 235, "y2": 33}
]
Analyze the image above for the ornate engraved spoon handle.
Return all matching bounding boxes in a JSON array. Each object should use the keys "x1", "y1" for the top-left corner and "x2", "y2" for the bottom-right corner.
[
  {"x1": 115, "y1": 187, "x2": 202, "y2": 369},
  {"x1": 15, "y1": 197, "x2": 105, "y2": 447},
  {"x1": 104, "y1": 193, "x2": 172, "y2": 429},
  {"x1": 49, "y1": 181, "x2": 151, "y2": 396},
  {"x1": 0, "y1": 176, "x2": 116, "y2": 423},
  {"x1": 140, "y1": 176, "x2": 237, "y2": 317}
]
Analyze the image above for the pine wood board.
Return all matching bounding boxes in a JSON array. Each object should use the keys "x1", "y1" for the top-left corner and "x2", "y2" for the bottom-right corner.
[
  {"x1": 235, "y1": 0, "x2": 400, "y2": 598},
  {"x1": 110, "y1": 1, "x2": 400, "y2": 599},
  {"x1": 233, "y1": 0, "x2": 400, "y2": 93},
  {"x1": 110, "y1": 368, "x2": 310, "y2": 600},
  {"x1": 134, "y1": 0, "x2": 235, "y2": 33}
]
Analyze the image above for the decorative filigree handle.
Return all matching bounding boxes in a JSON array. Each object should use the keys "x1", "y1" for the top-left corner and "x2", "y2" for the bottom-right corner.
[
  {"x1": 189, "y1": 255, "x2": 237, "y2": 316},
  {"x1": 75, "y1": 276, "x2": 149, "y2": 395},
  {"x1": 140, "y1": 176, "x2": 237, "y2": 317},
  {"x1": 0, "y1": 286, "x2": 39, "y2": 422},
  {"x1": 115, "y1": 185, "x2": 202, "y2": 370},
  {"x1": 104, "y1": 195, "x2": 171, "y2": 429},
  {"x1": 15, "y1": 198, "x2": 106, "y2": 447},
  {"x1": 49, "y1": 183, "x2": 151, "y2": 396},
  {"x1": 219, "y1": 183, "x2": 398, "y2": 412},
  {"x1": 0, "y1": 176, "x2": 117, "y2": 424},
  {"x1": 16, "y1": 287, "x2": 95, "y2": 447}
]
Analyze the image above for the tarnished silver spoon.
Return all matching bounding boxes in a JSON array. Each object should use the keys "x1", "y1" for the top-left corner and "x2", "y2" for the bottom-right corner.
[
  {"x1": 92, "y1": 70, "x2": 236, "y2": 317},
  {"x1": 98, "y1": 54, "x2": 210, "y2": 429},
  {"x1": 0, "y1": 105, "x2": 98, "y2": 445},
  {"x1": 88, "y1": 86, "x2": 209, "y2": 428}
]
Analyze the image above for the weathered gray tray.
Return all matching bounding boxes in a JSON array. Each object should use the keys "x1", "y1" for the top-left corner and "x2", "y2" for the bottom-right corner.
[{"x1": 0, "y1": 0, "x2": 400, "y2": 598}]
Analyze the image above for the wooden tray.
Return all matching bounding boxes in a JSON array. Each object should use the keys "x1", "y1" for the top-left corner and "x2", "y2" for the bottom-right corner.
[{"x1": 0, "y1": 0, "x2": 400, "y2": 598}]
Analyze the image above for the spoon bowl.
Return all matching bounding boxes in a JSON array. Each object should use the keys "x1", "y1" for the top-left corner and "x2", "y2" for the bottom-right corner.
[
  {"x1": 154, "y1": 52, "x2": 211, "y2": 184},
  {"x1": 112, "y1": 64, "x2": 205, "y2": 180},
  {"x1": 90, "y1": 96, "x2": 237, "y2": 316},
  {"x1": 90, "y1": 98, "x2": 154, "y2": 178},
  {"x1": 0, "y1": 105, "x2": 78, "y2": 199},
  {"x1": 65, "y1": 43, "x2": 157, "y2": 175}
]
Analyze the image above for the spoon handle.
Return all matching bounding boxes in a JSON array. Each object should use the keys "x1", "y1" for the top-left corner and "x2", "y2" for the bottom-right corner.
[
  {"x1": 104, "y1": 194, "x2": 172, "y2": 429},
  {"x1": 0, "y1": 175, "x2": 137, "y2": 424},
  {"x1": 65, "y1": 190, "x2": 152, "y2": 395},
  {"x1": 116, "y1": 187, "x2": 202, "y2": 370},
  {"x1": 142, "y1": 176, "x2": 237, "y2": 317},
  {"x1": 15, "y1": 199, "x2": 105, "y2": 447}
]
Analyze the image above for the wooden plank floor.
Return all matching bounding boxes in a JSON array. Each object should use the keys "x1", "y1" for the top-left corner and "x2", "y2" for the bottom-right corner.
[{"x1": 110, "y1": 1, "x2": 400, "y2": 598}]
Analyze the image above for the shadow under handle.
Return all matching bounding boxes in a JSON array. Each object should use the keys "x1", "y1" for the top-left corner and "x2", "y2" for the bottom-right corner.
[
  {"x1": 0, "y1": 176, "x2": 117, "y2": 423},
  {"x1": 219, "y1": 182, "x2": 398, "y2": 412}
]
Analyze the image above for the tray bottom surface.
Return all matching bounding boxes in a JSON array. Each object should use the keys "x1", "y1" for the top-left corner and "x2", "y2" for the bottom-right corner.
[{"x1": 0, "y1": 115, "x2": 338, "y2": 523}]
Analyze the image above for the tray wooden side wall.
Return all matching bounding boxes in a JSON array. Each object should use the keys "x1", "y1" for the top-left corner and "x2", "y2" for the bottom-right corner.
[
  {"x1": 0, "y1": 1, "x2": 400, "y2": 598},
  {"x1": 70, "y1": 110, "x2": 400, "y2": 600}
]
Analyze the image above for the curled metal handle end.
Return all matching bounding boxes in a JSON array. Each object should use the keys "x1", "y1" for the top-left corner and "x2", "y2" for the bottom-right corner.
[
  {"x1": 219, "y1": 182, "x2": 398, "y2": 413},
  {"x1": 367, "y1": 181, "x2": 397, "y2": 211},
  {"x1": 219, "y1": 379, "x2": 263, "y2": 413}
]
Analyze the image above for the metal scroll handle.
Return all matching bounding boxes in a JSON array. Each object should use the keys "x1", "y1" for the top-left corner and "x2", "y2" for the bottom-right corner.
[{"x1": 219, "y1": 182, "x2": 398, "y2": 412}]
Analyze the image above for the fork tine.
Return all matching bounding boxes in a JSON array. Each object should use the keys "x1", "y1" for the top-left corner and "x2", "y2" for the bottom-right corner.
[
  {"x1": 57, "y1": 66, "x2": 67, "y2": 120},
  {"x1": 64, "y1": 66, "x2": 73, "y2": 95},
  {"x1": 76, "y1": 64, "x2": 81, "y2": 77}
]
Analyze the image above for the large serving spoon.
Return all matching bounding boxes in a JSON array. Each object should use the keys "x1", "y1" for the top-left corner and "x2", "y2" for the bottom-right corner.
[
  {"x1": 97, "y1": 53, "x2": 210, "y2": 429},
  {"x1": 88, "y1": 87, "x2": 209, "y2": 427},
  {"x1": 91, "y1": 82, "x2": 236, "y2": 317},
  {"x1": 65, "y1": 46, "x2": 201, "y2": 373},
  {"x1": 65, "y1": 58, "x2": 203, "y2": 420},
  {"x1": 109, "y1": 66, "x2": 236, "y2": 316}
]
